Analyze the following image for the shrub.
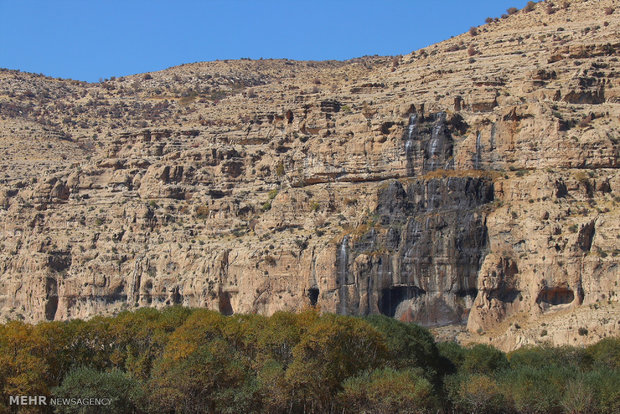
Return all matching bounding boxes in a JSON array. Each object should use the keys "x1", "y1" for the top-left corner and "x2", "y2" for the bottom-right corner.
[
  {"x1": 586, "y1": 337, "x2": 620, "y2": 369},
  {"x1": 561, "y1": 377, "x2": 596, "y2": 414},
  {"x1": 583, "y1": 368, "x2": 620, "y2": 413},
  {"x1": 339, "y1": 367, "x2": 437, "y2": 413},
  {"x1": 53, "y1": 367, "x2": 144, "y2": 414},
  {"x1": 469, "y1": 26, "x2": 478, "y2": 36},
  {"x1": 195, "y1": 205, "x2": 209, "y2": 219},
  {"x1": 507, "y1": 7, "x2": 518, "y2": 15},
  {"x1": 485, "y1": 17, "x2": 494, "y2": 24},
  {"x1": 462, "y1": 344, "x2": 509, "y2": 375},
  {"x1": 524, "y1": 1, "x2": 537, "y2": 12},
  {"x1": 275, "y1": 162, "x2": 285, "y2": 177},
  {"x1": 499, "y1": 365, "x2": 572, "y2": 413},
  {"x1": 438, "y1": 341, "x2": 466, "y2": 373},
  {"x1": 285, "y1": 315, "x2": 388, "y2": 412},
  {"x1": 509, "y1": 345, "x2": 593, "y2": 372},
  {"x1": 364, "y1": 315, "x2": 441, "y2": 374},
  {"x1": 468, "y1": 45, "x2": 478, "y2": 56},
  {"x1": 604, "y1": 7, "x2": 614, "y2": 15},
  {"x1": 446, "y1": 373, "x2": 508, "y2": 414}
]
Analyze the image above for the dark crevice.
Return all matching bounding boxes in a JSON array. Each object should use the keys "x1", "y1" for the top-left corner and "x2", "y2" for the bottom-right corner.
[
  {"x1": 308, "y1": 287, "x2": 319, "y2": 306},
  {"x1": 44, "y1": 277, "x2": 58, "y2": 321}
]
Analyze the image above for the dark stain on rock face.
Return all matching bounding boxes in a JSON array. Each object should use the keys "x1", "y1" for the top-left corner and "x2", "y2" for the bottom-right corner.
[
  {"x1": 48, "y1": 251, "x2": 72, "y2": 272},
  {"x1": 577, "y1": 220, "x2": 596, "y2": 252},
  {"x1": 343, "y1": 176, "x2": 494, "y2": 326}
]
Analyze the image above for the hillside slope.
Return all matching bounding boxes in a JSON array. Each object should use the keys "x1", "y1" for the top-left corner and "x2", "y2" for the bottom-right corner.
[{"x1": 0, "y1": 0, "x2": 618, "y2": 350}]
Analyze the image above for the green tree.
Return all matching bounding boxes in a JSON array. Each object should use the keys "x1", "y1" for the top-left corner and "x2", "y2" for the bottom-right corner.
[
  {"x1": 364, "y1": 315, "x2": 441, "y2": 373},
  {"x1": 285, "y1": 315, "x2": 388, "y2": 412},
  {"x1": 339, "y1": 367, "x2": 437, "y2": 414},
  {"x1": 437, "y1": 341, "x2": 466, "y2": 374},
  {"x1": 52, "y1": 367, "x2": 144, "y2": 414},
  {"x1": 463, "y1": 344, "x2": 509, "y2": 375},
  {"x1": 149, "y1": 338, "x2": 260, "y2": 414},
  {"x1": 0, "y1": 321, "x2": 49, "y2": 406}
]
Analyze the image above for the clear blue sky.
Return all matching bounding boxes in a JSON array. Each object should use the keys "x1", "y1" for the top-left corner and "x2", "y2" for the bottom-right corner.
[{"x1": 1, "y1": 0, "x2": 530, "y2": 83}]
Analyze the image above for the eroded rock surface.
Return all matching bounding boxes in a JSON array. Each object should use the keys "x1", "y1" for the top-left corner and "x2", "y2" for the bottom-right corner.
[{"x1": 0, "y1": 0, "x2": 618, "y2": 350}]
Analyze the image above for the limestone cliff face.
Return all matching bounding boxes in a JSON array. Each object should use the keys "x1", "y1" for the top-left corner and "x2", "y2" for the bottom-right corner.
[{"x1": 0, "y1": 0, "x2": 619, "y2": 350}]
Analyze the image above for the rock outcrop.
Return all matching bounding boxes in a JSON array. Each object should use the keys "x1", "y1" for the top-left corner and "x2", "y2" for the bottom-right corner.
[{"x1": 0, "y1": 0, "x2": 618, "y2": 350}]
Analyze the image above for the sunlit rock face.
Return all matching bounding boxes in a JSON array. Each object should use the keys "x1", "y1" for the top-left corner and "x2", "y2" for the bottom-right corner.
[{"x1": 0, "y1": 0, "x2": 619, "y2": 350}]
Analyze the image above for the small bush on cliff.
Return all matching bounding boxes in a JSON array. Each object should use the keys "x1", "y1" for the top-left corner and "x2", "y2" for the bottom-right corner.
[
  {"x1": 524, "y1": 1, "x2": 537, "y2": 12},
  {"x1": 275, "y1": 161, "x2": 285, "y2": 177}
]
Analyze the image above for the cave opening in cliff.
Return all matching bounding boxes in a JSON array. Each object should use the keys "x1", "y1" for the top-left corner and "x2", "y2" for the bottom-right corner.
[
  {"x1": 44, "y1": 297, "x2": 58, "y2": 321},
  {"x1": 308, "y1": 287, "x2": 319, "y2": 306},
  {"x1": 378, "y1": 286, "x2": 425, "y2": 317},
  {"x1": 44, "y1": 277, "x2": 58, "y2": 321},
  {"x1": 537, "y1": 287, "x2": 574, "y2": 306},
  {"x1": 219, "y1": 292, "x2": 234, "y2": 316}
]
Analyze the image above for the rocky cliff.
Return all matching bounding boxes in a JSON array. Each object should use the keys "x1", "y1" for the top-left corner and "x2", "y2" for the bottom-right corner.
[{"x1": 0, "y1": 0, "x2": 618, "y2": 350}]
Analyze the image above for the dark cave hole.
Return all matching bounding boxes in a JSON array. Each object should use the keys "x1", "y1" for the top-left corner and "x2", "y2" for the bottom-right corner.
[
  {"x1": 308, "y1": 287, "x2": 319, "y2": 306},
  {"x1": 45, "y1": 277, "x2": 58, "y2": 321},
  {"x1": 45, "y1": 297, "x2": 58, "y2": 321},
  {"x1": 219, "y1": 291, "x2": 234, "y2": 316},
  {"x1": 537, "y1": 287, "x2": 574, "y2": 306},
  {"x1": 378, "y1": 286, "x2": 426, "y2": 317}
]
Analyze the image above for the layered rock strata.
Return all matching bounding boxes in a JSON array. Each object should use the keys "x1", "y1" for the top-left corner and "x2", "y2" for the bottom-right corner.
[{"x1": 0, "y1": 0, "x2": 618, "y2": 350}]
